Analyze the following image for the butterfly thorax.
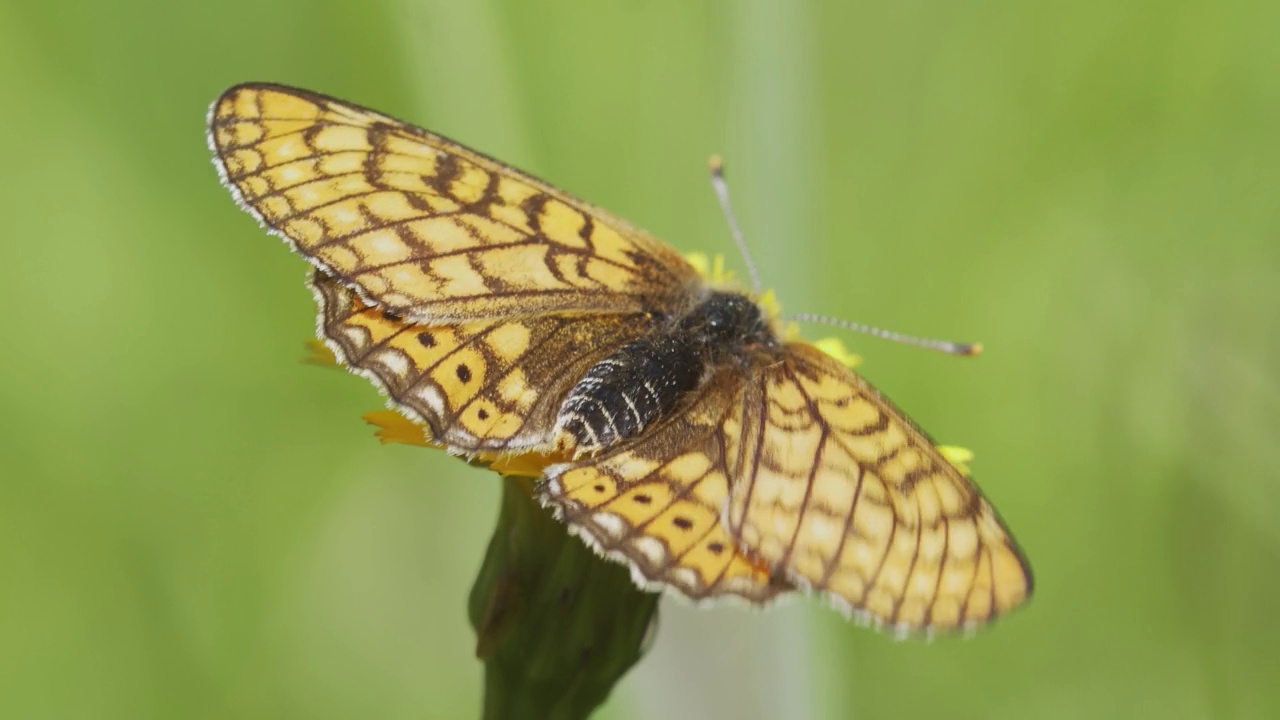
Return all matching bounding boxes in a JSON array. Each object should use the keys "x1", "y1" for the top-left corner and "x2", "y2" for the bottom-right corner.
[{"x1": 556, "y1": 291, "x2": 776, "y2": 455}]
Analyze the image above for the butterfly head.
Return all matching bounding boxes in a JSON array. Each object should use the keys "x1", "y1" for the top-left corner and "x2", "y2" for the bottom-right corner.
[
  {"x1": 686, "y1": 251, "x2": 787, "y2": 332},
  {"x1": 677, "y1": 291, "x2": 777, "y2": 361},
  {"x1": 703, "y1": 292, "x2": 766, "y2": 338}
]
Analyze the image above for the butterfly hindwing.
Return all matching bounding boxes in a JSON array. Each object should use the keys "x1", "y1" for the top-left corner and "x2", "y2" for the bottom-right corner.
[
  {"x1": 541, "y1": 371, "x2": 789, "y2": 604},
  {"x1": 209, "y1": 83, "x2": 702, "y2": 323},
  {"x1": 724, "y1": 343, "x2": 1033, "y2": 632},
  {"x1": 312, "y1": 271, "x2": 656, "y2": 453}
]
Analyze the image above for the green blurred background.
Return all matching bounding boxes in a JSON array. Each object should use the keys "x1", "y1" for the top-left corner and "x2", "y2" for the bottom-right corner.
[{"x1": 2, "y1": 0, "x2": 1277, "y2": 718}]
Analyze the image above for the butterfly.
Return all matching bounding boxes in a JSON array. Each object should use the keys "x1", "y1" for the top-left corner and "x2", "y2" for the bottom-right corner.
[{"x1": 207, "y1": 82, "x2": 1032, "y2": 634}]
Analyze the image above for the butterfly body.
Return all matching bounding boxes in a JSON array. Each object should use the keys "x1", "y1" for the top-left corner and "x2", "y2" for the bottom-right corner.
[
  {"x1": 557, "y1": 290, "x2": 775, "y2": 454},
  {"x1": 210, "y1": 83, "x2": 1032, "y2": 633}
]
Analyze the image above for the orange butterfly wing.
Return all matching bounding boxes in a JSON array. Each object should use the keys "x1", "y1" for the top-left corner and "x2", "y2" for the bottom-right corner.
[
  {"x1": 208, "y1": 83, "x2": 703, "y2": 323},
  {"x1": 723, "y1": 343, "x2": 1032, "y2": 632}
]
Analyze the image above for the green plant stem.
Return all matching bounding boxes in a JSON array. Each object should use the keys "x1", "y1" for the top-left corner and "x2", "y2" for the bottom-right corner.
[{"x1": 469, "y1": 475, "x2": 660, "y2": 720}]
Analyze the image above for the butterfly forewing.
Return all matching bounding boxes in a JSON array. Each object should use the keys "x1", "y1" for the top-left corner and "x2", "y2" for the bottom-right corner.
[
  {"x1": 208, "y1": 83, "x2": 702, "y2": 322},
  {"x1": 724, "y1": 343, "x2": 1032, "y2": 631}
]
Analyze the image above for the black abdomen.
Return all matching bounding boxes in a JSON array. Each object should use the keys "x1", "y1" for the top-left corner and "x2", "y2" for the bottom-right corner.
[
  {"x1": 557, "y1": 335, "x2": 703, "y2": 451},
  {"x1": 556, "y1": 291, "x2": 772, "y2": 453}
]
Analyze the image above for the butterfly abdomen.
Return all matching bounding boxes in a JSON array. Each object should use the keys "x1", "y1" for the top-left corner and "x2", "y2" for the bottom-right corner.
[
  {"x1": 557, "y1": 335, "x2": 704, "y2": 452},
  {"x1": 556, "y1": 291, "x2": 773, "y2": 454}
]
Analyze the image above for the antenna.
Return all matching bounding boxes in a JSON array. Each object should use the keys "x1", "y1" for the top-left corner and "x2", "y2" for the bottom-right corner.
[
  {"x1": 789, "y1": 313, "x2": 983, "y2": 357},
  {"x1": 708, "y1": 156, "x2": 762, "y2": 294},
  {"x1": 710, "y1": 156, "x2": 978, "y2": 359}
]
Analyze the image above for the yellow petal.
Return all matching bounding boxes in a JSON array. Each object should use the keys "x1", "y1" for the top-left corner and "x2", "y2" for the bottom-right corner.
[
  {"x1": 936, "y1": 444, "x2": 975, "y2": 476},
  {"x1": 812, "y1": 337, "x2": 861, "y2": 368},
  {"x1": 363, "y1": 409, "x2": 433, "y2": 447},
  {"x1": 303, "y1": 338, "x2": 340, "y2": 367}
]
